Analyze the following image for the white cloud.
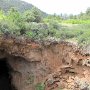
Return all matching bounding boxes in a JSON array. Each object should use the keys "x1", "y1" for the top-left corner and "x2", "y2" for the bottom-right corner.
[{"x1": 21, "y1": 0, "x2": 90, "y2": 15}]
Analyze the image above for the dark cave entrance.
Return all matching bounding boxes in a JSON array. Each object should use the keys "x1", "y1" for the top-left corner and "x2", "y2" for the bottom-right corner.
[{"x1": 0, "y1": 58, "x2": 13, "y2": 90}]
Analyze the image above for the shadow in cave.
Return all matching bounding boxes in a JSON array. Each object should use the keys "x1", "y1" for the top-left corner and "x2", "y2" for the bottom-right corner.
[{"x1": 0, "y1": 58, "x2": 14, "y2": 90}]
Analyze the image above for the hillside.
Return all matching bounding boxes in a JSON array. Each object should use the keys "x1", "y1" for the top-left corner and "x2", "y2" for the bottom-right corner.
[{"x1": 0, "y1": 0, "x2": 47, "y2": 16}]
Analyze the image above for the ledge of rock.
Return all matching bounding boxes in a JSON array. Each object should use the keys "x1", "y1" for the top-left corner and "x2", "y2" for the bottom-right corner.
[{"x1": 0, "y1": 36, "x2": 90, "y2": 90}]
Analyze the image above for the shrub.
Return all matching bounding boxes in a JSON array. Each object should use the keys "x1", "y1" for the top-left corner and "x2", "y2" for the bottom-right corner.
[
  {"x1": 35, "y1": 83, "x2": 45, "y2": 90},
  {"x1": 0, "y1": 20, "x2": 21, "y2": 36}
]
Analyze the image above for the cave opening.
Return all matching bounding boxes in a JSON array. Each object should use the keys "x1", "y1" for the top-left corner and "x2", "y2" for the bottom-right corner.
[{"x1": 0, "y1": 58, "x2": 14, "y2": 90}]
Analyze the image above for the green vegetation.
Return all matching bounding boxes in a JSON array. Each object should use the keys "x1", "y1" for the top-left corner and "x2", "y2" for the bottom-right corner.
[
  {"x1": 0, "y1": 0, "x2": 90, "y2": 47},
  {"x1": 56, "y1": 24, "x2": 90, "y2": 46},
  {"x1": 35, "y1": 83, "x2": 45, "y2": 90},
  {"x1": 62, "y1": 19, "x2": 90, "y2": 24}
]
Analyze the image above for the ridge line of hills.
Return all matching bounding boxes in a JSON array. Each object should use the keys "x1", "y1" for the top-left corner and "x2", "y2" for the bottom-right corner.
[{"x1": 0, "y1": 0, "x2": 47, "y2": 16}]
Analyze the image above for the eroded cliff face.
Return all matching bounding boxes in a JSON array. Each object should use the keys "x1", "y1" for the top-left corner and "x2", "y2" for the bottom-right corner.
[{"x1": 0, "y1": 36, "x2": 90, "y2": 90}]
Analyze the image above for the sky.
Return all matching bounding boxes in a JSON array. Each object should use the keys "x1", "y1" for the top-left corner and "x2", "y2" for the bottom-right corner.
[{"x1": 21, "y1": 0, "x2": 90, "y2": 15}]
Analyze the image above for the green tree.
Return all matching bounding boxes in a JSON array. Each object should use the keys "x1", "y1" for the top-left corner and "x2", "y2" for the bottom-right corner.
[
  {"x1": 78, "y1": 12, "x2": 84, "y2": 19},
  {"x1": 31, "y1": 7, "x2": 42, "y2": 23},
  {"x1": 86, "y1": 7, "x2": 90, "y2": 15},
  {"x1": 69, "y1": 14, "x2": 74, "y2": 19},
  {"x1": 23, "y1": 10, "x2": 35, "y2": 22},
  {"x1": 0, "y1": 9, "x2": 5, "y2": 20},
  {"x1": 23, "y1": 7, "x2": 42, "y2": 23},
  {"x1": 7, "y1": 7, "x2": 21, "y2": 23}
]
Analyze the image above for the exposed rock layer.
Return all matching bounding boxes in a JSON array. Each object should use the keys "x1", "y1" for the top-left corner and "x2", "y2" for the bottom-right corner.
[{"x1": 0, "y1": 36, "x2": 90, "y2": 90}]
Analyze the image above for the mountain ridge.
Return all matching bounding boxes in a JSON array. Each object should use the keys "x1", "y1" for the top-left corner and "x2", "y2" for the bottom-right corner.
[{"x1": 0, "y1": 0, "x2": 47, "y2": 16}]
